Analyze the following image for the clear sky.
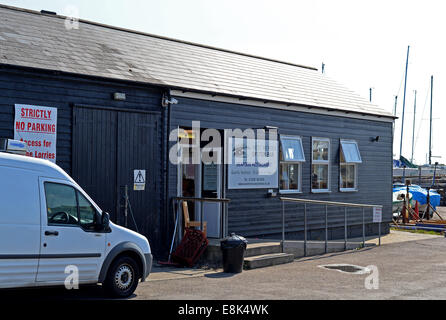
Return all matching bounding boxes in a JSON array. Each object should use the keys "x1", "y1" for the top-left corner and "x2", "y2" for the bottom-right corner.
[{"x1": 1, "y1": 0, "x2": 444, "y2": 164}]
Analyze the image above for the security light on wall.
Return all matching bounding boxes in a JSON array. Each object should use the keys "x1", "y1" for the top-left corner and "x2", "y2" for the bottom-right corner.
[
  {"x1": 113, "y1": 92, "x2": 126, "y2": 101},
  {"x1": 161, "y1": 94, "x2": 178, "y2": 107},
  {"x1": 371, "y1": 136, "x2": 380, "y2": 142}
]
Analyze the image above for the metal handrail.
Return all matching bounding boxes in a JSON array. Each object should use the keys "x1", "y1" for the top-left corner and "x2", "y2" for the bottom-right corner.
[
  {"x1": 174, "y1": 197, "x2": 231, "y2": 203},
  {"x1": 280, "y1": 197, "x2": 382, "y2": 256},
  {"x1": 280, "y1": 197, "x2": 383, "y2": 209}
]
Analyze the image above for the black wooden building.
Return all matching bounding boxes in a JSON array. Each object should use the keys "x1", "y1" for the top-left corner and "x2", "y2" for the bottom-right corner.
[{"x1": 0, "y1": 5, "x2": 395, "y2": 258}]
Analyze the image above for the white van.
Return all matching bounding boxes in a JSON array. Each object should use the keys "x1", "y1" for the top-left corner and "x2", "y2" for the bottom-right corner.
[{"x1": 0, "y1": 151, "x2": 152, "y2": 297}]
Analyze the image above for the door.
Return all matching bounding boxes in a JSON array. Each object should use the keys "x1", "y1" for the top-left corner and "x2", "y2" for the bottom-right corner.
[
  {"x1": 37, "y1": 178, "x2": 106, "y2": 283},
  {"x1": 72, "y1": 107, "x2": 118, "y2": 220},
  {"x1": 72, "y1": 106, "x2": 161, "y2": 252},
  {"x1": 116, "y1": 112, "x2": 159, "y2": 243},
  {"x1": 179, "y1": 141, "x2": 223, "y2": 238},
  {"x1": 202, "y1": 149, "x2": 223, "y2": 238}
]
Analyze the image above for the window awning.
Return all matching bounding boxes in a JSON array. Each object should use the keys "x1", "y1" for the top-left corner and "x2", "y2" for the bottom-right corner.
[
  {"x1": 340, "y1": 140, "x2": 362, "y2": 163},
  {"x1": 280, "y1": 136, "x2": 305, "y2": 162}
]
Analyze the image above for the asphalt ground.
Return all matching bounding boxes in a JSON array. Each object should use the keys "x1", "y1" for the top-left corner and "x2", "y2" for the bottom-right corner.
[{"x1": 1, "y1": 230, "x2": 446, "y2": 300}]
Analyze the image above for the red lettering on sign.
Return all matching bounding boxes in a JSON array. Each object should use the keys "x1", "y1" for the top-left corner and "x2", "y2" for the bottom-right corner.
[
  {"x1": 15, "y1": 121, "x2": 25, "y2": 130},
  {"x1": 20, "y1": 108, "x2": 53, "y2": 120}
]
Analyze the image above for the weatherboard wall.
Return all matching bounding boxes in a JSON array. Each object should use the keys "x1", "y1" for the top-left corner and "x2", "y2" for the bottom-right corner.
[
  {"x1": 0, "y1": 64, "x2": 393, "y2": 250},
  {"x1": 0, "y1": 66, "x2": 167, "y2": 255},
  {"x1": 0, "y1": 67, "x2": 163, "y2": 171},
  {"x1": 169, "y1": 96, "x2": 393, "y2": 240}
]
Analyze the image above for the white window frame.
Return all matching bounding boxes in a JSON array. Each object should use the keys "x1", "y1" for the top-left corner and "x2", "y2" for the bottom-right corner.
[
  {"x1": 339, "y1": 139, "x2": 361, "y2": 192},
  {"x1": 311, "y1": 137, "x2": 331, "y2": 193},
  {"x1": 279, "y1": 135, "x2": 305, "y2": 194}
]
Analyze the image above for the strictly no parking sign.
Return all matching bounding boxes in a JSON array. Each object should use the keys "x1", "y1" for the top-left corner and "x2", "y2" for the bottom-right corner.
[{"x1": 14, "y1": 104, "x2": 57, "y2": 163}]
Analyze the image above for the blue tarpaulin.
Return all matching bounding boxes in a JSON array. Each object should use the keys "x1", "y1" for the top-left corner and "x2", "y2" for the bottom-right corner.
[
  {"x1": 393, "y1": 156, "x2": 418, "y2": 168},
  {"x1": 393, "y1": 185, "x2": 441, "y2": 209}
]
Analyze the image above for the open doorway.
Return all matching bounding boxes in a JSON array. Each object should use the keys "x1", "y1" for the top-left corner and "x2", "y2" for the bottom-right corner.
[{"x1": 178, "y1": 128, "x2": 223, "y2": 238}]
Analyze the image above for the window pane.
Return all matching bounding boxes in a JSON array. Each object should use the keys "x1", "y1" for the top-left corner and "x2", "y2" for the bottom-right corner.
[
  {"x1": 341, "y1": 141, "x2": 362, "y2": 163},
  {"x1": 280, "y1": 163, "x2": 300, "y2": 191},
  {"x1": 312, "y1": 164, "x2": 329, "y2": 190},
  {"x1": 340, "y1": 165, "x2": 347, "y2": 188},
  {"x1": 288, "y1": 164, "x2": 299, "y2": 190},
  {"x1": 45, "y1": 183, "x2": 78, "y2": 225},
  {"x1": 341, "y1": 164, "x2": 356, "y2": 189},
  {"x1": 347, "y1": 165, "x2": 355, "y2": 188},
  {"x1": 280, "y1": 163, "x2": 289, "y2": 190},
  {"x1": 280, "y1": 137, "x2": 305, "y2": 162},
  {"x1": 77, "y1": 192, "x2": 97, "y2": 229},
  {"x1": 313, "y1": 139, "x2": 329, "y2": 161}
]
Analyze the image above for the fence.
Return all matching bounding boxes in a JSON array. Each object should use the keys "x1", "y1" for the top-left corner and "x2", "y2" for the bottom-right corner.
[{"x1": 280, "y1": 197, "x2": 383, "y2": 256}]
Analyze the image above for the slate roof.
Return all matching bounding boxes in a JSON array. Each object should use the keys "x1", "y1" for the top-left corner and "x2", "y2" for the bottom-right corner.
[{"x1": 0, "y1": 5, "x2": 394, "y2": 118}]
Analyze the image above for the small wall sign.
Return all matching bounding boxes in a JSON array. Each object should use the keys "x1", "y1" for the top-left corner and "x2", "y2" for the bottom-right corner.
[
  {"x1": 134, "y1": 170, "x2": 146, "y2": 191},
  {"x1": 373, "y1": 207, "x2": 382, "y2": 223}
]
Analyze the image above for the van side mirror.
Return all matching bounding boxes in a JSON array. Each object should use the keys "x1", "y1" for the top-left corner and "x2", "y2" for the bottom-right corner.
[{"x1": 101, "y1": 212, "x2": 110, "y2": 231}]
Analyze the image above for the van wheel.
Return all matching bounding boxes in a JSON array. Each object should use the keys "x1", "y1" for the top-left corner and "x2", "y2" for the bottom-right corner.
[{"x1": 103, "y1": 256, "x2": 140, "y2": 298}]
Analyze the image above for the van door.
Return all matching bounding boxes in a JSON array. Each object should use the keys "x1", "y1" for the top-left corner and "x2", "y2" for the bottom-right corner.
[
  {"x1": 36, "y1": 178, "x2": 106, "y2": 284},
  {"x1": 0, "y1": 166, "x2": 40, "y2": 289}
]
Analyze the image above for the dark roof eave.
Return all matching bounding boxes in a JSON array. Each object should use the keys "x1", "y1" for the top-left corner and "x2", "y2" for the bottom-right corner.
[
  {"x1": 169, "y1": 86, "x2": 398, "y2": 120},
  {"x1": 0, "y1": 63, "x2": 396, "y2": 120},
  {"x1": 0, "y1": 62, "x2": 171, "y2": 91}
]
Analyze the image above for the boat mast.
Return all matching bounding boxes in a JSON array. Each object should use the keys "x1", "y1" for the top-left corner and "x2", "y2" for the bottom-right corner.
[
  {"x1": 393, "y1": 95, "x2": 398, "y2": 116},
  {"x1": 429, "y1": 75, "x2": 433, "y2": 165},
  {"x1": 411, "y1": 90, "x2": 417, "y2": 163},
  {"x1": 392, "y1": 95, "x2": 398, "y2": 137},
  {"x1": 400, "y1": 46, "x2": 410, "y2": 159}
]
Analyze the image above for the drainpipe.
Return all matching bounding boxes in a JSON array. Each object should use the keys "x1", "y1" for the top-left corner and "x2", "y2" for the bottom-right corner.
[
  {"x1": 163, "y1": 90, "x2": 172, "y2": 249},
  {"x1": 162, "y1": 90, "x2": 180, "y2": 250}
]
